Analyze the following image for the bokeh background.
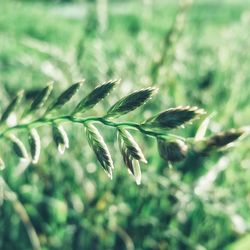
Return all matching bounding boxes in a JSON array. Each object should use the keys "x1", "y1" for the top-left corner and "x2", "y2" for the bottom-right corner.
[{"x1": 0, "y1": 0, "x2": 250, "y2": 249}]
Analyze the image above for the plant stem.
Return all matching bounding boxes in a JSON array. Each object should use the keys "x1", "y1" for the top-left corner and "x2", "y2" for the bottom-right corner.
[
  {"x1": 0, "y1": 115, "x2": 162, "y2": 139},
  {"x1": 1, "y1": 176, "x2": 41, "y2": 250}
]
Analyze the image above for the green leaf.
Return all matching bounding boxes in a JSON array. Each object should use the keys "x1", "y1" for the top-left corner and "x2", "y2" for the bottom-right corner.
[
  {"x1": 30, "y1": 82, "x2": 53, "y2": 112},
  {"x1": 106, "y1": 87, "x2": 157, "y2": 118},
  {"x1": 85, "y1": 123, "x2": 113, "y2": 179},
  {"x1": 28, "y1": 128, "x2": 41, "y2": 164},
  {"x1": 1, "y1": 90, "x2": 24, "y2": 122},
  {"x1": 47, "y1": 80, "x2": 83, "y2": 112},
  {"x1": 73, "y1": 80, "x2": 119, "y2": 115},
  {"x1": 143, "y1": 106, "x2": 205, "y2": 130},
  {"x1": 52, "y1": 124, "x2": 69, "y2": 154}
]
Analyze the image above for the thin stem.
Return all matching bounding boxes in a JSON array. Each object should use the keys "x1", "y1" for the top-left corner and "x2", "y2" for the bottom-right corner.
[
  {"x1": 1, "y1": 176, "x2": 41, "y2": 250},
  {"x1": 151, "y1": 0, "x2": 192, "y2": 83},
  {"x1": 0, "y1": 115, "x2": 163, "y2": 139}
]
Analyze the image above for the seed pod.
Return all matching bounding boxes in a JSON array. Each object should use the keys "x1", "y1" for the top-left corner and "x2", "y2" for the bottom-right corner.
[
  {"x1": 73, "y1": 80, "x2": 118, "y2": 115},
  {"x1": 30, "y1": 82, "x2": 53, "y2": 111},
  {"x1": 157, "y1": 139, "x2": 188, "y2": 162},
  {"x1": 143, "y1": 106, "x2": 205, "y2": 130},
  {"x1": 28, "y1": 128, "x2": 41, "y2": 164},
  {"x1": 85, "y1": 123, "x2": 113, "y2": 179},
  {"x1": 52, "y1": 125, "x2": 69, "y2": 155},
  {"x1": 1, "y1": 90, "x2": 24, "y2": 122},
  {"x1": 10, "y1": 135, "x2": 29, "y2": 160},
  {"x1": 194, "y1": 128, "x2": 245, "y2": 155},
  {"x1": 107, "y1": 87, "x2": 157, "y2": 118},
  {"x1": 47, "y1": 81, "x2": 83, "y2": 112}
]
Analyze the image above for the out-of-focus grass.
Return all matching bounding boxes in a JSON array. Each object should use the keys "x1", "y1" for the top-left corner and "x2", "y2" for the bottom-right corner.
[{"x1": 0, "y1": 0, "x2": 250, "y2": 250}]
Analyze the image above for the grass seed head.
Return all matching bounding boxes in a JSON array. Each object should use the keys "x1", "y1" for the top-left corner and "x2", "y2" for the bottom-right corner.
[
  {"x1": 193, "y1": 128, "x2": 245, "y2": 155},
  {"x1": 145, "y1": 106, "x2": 205, "y2": 130},
  {"x1": 107, "y1": 87, "x2": 158, "y2": 118},
  {"x1": 52, "y1": 125, "x2": 69, "y2": 155},
  {"x1": 158, "y1": 138, "x2": 188, "y2": 162},
  {"x1": 73, "y1": 79, "x2": 119, "y2": 115},
  {"x1": 85, "y1": 123, "x2": 113, "y2": 179},
  {"x1": 28, "y1": 128, "x2": 41, "y2": 164},
  {"x1": 10, "y1": 135, "x2": 29, "y2": 160},
  {"x1": 118, "y1": 127, "x2": 147, "y2": 163},
  {"x1": 1, "y1": 90, "x2": 24, "y2": 122},
  {"x1": 47, "y1": 80, "x2": 83, "y2": 112},
  {"x1": 30, "y1": 82, "x2": 53, "y2": 112}
]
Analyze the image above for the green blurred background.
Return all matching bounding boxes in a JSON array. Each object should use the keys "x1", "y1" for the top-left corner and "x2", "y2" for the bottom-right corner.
[{"x1": 0, "y1": 0, "x2": 250, "y2": 249}]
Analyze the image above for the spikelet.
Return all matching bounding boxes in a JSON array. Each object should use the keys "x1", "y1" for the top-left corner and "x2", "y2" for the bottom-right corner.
[
  {"x1": 143, "y1": 106, "x2": 205, "y2": 130},
  {"x1": 30, "y1": 82, "x2": 53, "y2": 112},
  {"x1": 157, "y1": 138, "x2": 188, "y2": 162},
  {"x1": 193, "y1": 128, "x2": 245, "y2": 155},
  {"x1": 10, "y1": 135, "x2": 29, "y2": 160},
  {"x1": 73, "y1": 80, "x2": 118, "y2": 115},
  {"x1": 107, "y1": 87, "x2": 158, "y2": 118},
  {"x1": 28, "y1": 128, "x2": 41, "y2": 164},
  {"x1": 47, "y1": 80, "x2": 83, "y2": 112},
  {"x1": 52, "y1": 125, "x2": 69, "y2": 155},
  {"x1": 85, "y1": 123, "x2": 113, "y2": 179},
  {"x1": 117, "y1": 127, "x2": 147, "y2": 185},
  {"x1": 1, "y1": 90, "x2": 24, "y2": 122}
]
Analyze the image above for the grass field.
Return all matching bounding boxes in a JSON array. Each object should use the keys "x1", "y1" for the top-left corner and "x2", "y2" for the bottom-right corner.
[{"x1": 0, "y1": 0, "x2": 250, "y2": 249}]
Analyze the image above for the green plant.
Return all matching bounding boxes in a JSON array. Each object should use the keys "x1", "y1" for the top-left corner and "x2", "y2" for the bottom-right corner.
[{"x1": 0, "y1": 80, "x2": 246, "y2": 185}]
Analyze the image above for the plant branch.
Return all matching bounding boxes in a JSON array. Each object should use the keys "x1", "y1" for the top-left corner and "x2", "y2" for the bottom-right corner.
[{"x1": 0, "y1": 115, "x2": 164, "y2": 139}]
